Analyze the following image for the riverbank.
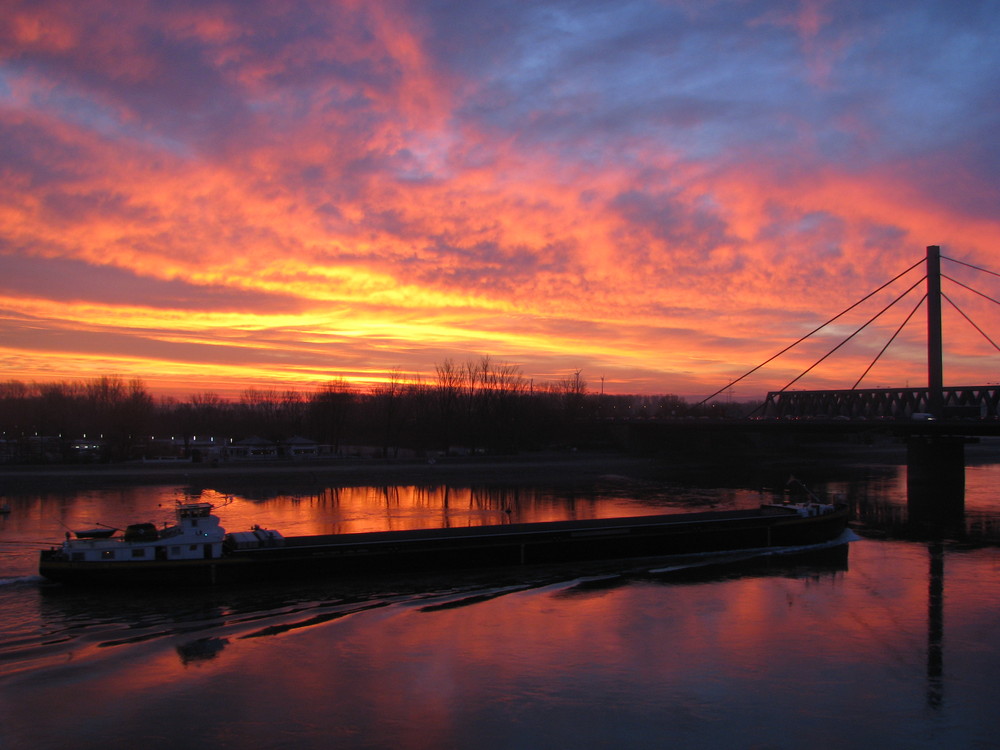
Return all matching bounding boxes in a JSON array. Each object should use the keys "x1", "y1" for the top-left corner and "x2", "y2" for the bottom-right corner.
[
  {"x1": 0, "y1": 450, "x2": 664, "y2": 492},
  {"x1": 0, "y1": 442, "x2": 923, "y2": 494}
]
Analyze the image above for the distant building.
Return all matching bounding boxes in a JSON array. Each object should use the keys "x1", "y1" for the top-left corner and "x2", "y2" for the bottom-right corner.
[
  {"x1": 230, "y1": 436, "x2": 278, "y2": 459},
  {"x1": 283, "y1": 435, "x2": 319, "y2": 457},
  {"x1": 69, "y1": 437, "x2": 103, "y2": 460}
]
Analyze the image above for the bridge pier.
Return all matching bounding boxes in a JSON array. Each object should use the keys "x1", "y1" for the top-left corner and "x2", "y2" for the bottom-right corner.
[{"x1": 907, "y1": 436, "x2": 965, "y2": 525}]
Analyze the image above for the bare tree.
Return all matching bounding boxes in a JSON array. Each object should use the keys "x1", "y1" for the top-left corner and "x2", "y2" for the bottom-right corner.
[
  {"x1": 371, "y1": 369, "x2": 405, "y2": 457},
  {"x1": 309, "y1": 379, "x2": 355, "y2": 452},
  {"x1": 240, "y1": 388, "x2": 281, "y2": 439},
  {"x1": 434, "y1": 358, "x2": 465, "y2": 452},
  {"x1": 555, "y1": 369, "x2": 588, "y2": 418}
]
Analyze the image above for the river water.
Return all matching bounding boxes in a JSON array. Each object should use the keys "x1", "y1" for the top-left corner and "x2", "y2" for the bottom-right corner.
[{"x1": 2, "y1": 457, "x2": 1000, "y2": 749}]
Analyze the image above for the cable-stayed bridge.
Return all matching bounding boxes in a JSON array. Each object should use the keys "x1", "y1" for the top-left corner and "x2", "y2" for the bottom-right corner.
[
  {"x1": 629, "y1": 246, "x2": 1000, "y2": 519},
  {"x1": 725, "y1": 246, "x2": 1000, "y2": 423}
]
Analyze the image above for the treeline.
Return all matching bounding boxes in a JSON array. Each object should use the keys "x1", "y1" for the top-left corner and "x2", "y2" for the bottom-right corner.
[{"x1": 0, "y1": 358, "x2": 755, "y2": 463}]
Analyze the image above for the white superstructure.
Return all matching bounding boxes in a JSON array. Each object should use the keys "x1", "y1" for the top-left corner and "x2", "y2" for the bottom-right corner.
[{"x1": 58, "y1": 502, "x2": 227, "y2": 563}]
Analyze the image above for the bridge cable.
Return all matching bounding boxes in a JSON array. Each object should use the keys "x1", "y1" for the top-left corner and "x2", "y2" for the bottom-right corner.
[
  {"x1": 941, "y1": 273, "x2": 1000, "y2": 308},
  {"x1": 694, "y1": 257, "x2": 924, "y2": 407},
  {"x1": 942, "y1": 255, "x2": 1000, "y2": 280},
  {"x1": 776, "y1": 275, "x2": 927, "y2": 392},
  {"x1": 941, "y1": 292, "x2": 1000, "y2": 353},
  {"x1": 852, "y1": 294, "x2": 927, "y2": 389}
]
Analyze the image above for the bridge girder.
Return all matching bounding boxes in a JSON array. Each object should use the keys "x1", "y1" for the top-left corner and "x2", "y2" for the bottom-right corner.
[{"x1": 763, "y1": 385, "x2": 1000, "y2": 420}]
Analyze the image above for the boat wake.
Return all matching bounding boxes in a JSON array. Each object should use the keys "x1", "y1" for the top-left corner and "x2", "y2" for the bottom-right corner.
[
  {"x1": 0, "y1": 534, "x2": 857, "y2": 680},
  {"x1": 646, "y1": 529, "x2": 859, "y2": 575},
  {"x1": 0, "y1": 575, "x2": 45, "y2": 587}
]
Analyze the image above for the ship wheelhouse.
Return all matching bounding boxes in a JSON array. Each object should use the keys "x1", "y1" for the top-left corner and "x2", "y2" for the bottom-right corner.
[{"x1": 57, "y1": 502, "x2": 227, "y2": 563}]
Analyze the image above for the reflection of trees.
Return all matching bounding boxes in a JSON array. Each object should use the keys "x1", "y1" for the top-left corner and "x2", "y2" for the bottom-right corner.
[
  {"x1": 471, "y1": 486, "x2": 534, "y2": 516},
  {"x1": 209, "y1": 484, "x2": 588, "y2": 531}
]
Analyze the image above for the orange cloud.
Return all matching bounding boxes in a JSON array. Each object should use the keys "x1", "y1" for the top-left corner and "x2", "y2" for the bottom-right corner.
[{"x1": 2, "y1": 1, "x2": 999, "y2": 399}]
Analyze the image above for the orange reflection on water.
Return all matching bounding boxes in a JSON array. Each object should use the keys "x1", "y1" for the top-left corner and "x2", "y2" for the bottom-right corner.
[
  {"x1": 215, "y1": 484, "x2": 664, "y2": 538},
  {"x1": 226, "y1": 540, "x2": 978, "y2": 740},
  {"x1": 7, "y1": 526, "x2": 1000, "y2": 749}
]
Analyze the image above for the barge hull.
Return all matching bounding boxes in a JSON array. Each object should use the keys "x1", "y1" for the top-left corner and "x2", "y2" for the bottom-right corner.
[{"x1": 39, "y1": 506, "x2": 849, "y2": 586}]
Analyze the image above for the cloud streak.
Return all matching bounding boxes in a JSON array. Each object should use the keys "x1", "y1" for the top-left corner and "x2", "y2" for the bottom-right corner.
[{"x1": 2, "y1": 0, "x2": 999, "y2": 398}]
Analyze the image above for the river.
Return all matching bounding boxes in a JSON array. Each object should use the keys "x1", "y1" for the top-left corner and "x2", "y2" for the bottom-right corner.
[{"x1": 2, "y1": 455, "x2": 999, "y2": 749}]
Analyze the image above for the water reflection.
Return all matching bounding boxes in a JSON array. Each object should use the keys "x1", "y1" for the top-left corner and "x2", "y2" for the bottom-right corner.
[
  {"x1": 852, "y1": 498, "x2": 1000, "y2": 546},
  {"x1": 19, "y1": 538, "x2": 854, "y2": 676},
  {"x1": 2, "y1": 477, "x2": 1000, "y2": 749},
  {"x1": 927, "y1": 541, "x2": 944, "y2": 710},
  {"x1": 11, "y1": 473, "x2": 999, "y2": 558},
  {"x1": 176, "y1": 636, "x2": 228, "y2": 664},
  {"x1": 2, "y1": 482, "x2": 774, "y2": 566}
]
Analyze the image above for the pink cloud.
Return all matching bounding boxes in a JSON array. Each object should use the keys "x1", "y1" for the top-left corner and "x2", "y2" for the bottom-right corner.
[{"x1": 1, "y1": 1, "x2": 999, "y2": 400}]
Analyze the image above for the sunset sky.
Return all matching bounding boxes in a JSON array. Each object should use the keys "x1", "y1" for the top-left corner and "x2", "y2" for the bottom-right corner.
[{"x1": 2, "y1": 0, "x2": 1000, "y2": 400}]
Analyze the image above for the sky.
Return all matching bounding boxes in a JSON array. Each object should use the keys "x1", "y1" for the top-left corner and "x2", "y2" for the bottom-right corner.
[{"x1": 2, "y1": 0, "x2": 1000, "y2": 401}]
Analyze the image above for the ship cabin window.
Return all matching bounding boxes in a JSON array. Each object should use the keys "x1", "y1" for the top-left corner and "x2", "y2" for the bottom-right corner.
[
  {"x1": 189, "y1": 544, "x2": 198, "y2": 551},
  {"x1": 131, "y1": 548, "x2": 146, "y2": 558},
  {"x1": 101, "y1": 550, "x2": 115, "y2": 560}
]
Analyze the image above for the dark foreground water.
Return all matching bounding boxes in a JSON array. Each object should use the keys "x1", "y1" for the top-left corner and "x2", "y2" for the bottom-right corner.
[{"x1": 2, "y1": 459, "x2": 1000, "y2": 749}]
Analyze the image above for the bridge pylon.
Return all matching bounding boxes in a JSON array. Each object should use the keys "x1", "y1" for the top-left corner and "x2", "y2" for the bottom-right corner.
[{"x1": 926, "y1": 245, "x2": 943, "y2": 417}]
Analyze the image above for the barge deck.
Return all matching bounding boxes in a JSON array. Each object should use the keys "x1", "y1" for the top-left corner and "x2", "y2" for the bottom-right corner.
[{"x1": 39, "y1": 502, "x2": 850, "y2": 586}]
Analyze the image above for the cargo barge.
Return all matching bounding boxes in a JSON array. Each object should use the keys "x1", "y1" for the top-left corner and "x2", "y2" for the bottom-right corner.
[{"x1": 39, "y1": 500, "x2": 850, "y2": 586}]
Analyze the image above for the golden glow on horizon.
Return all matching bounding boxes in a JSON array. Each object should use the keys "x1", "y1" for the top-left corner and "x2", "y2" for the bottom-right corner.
[{"x1": 0, "y1": 344, "x2": 410, "y2": 397}]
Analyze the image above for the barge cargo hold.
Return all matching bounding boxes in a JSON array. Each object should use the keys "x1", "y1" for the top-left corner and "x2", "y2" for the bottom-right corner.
[{"x1": 38, "y1": 501, "x2": 850, "y2": 586}]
